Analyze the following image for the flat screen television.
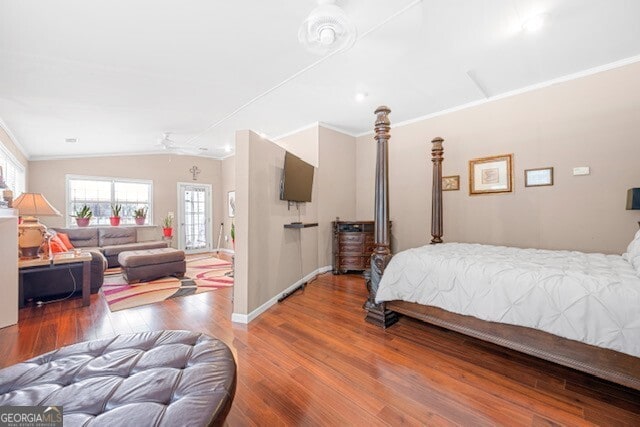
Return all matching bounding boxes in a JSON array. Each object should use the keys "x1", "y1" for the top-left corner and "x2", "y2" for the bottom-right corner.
[{"x1": 280, "y1": 152, "x2": 314, "y2": 203}]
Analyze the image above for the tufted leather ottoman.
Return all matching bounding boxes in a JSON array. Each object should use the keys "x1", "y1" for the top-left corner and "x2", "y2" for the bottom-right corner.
[
  {"x1": 0, "y1": 330, "x2": 236, "y2": 427},
  {"x1": 118, "y1": 248, "x2": 186, "y2": 284}
]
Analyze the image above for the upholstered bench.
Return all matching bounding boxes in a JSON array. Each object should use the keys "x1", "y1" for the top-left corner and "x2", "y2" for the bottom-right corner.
[
  {"x1": 119, "y1": 248, "x2": 186, "y2": 283},
  {"x1": 0, "y1": 330, "x2": 237, "y2": 427}
]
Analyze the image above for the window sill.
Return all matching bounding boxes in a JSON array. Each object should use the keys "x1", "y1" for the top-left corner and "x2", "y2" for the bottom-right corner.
[{"x1": 65, "y1": 224, "x2": 159, "y2": 229}]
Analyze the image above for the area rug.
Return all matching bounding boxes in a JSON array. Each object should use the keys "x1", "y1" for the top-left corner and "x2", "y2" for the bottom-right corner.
[{"x1": 102, "y1": 256, "x2": 233, "y2": 312}]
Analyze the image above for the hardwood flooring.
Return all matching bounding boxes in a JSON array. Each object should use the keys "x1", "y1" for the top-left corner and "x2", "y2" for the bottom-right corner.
[{"x1": 1, "y1": 269, "x2": 639, "y2": 426}]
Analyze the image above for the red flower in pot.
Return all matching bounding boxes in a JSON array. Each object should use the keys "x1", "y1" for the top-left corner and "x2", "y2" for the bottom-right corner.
[
  {"x1": 162, "y1": 214, "x2": 173, "y2": 237},
  {"x1": 110, "y1": 204, "x2": 122, "y2": 226}
]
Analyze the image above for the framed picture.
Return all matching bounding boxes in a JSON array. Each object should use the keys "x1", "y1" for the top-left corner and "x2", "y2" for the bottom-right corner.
[
  {"x1": 442, "y1": 175, "x2": 460, "y2": 191},
  {"x1": 227, "y1": 191, "x2": 236, "y2": 218},
  {"x1": 469, "y1": 154, "x2": 513, "y2": 195},
  {"x1": 525, "y1": 167, "x2": 554, "y2": 187}
]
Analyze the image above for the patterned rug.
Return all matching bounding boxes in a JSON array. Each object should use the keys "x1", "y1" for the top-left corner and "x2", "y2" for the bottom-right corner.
[{"x1": 102, "y1": 256, "x2": 233, "y2": 311}]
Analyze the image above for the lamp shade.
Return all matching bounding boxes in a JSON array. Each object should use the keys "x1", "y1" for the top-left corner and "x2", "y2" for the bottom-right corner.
[
  {"x1": 626, "y1": 188, "x2": 640, "y2": 210},
  {"x1": 13, "y1": 193, "x2": 61, "y2": 217}
]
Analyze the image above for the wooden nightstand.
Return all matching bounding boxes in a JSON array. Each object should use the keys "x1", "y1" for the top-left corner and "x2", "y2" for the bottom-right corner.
[{"x1": 332, "y1": 221, "x2": 375, "y2": 274}]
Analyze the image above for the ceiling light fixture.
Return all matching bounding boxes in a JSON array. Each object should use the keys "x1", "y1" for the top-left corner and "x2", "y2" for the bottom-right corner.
[
  {"x1": 224, "y1": 145, "x2": 232, "y2": 153},
  {"x1": 354, "y1": 92, "x2": 368, "y2": 102},
  {"x1": 298, "y1": 0, "x2": 357, "y2": 55},
  {"x1": 522, "y1": 14, "x2": 546, "y2": 33}
]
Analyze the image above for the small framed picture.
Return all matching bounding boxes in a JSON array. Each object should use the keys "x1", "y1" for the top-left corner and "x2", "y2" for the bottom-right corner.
[
  {"x1": 525, "y1": 167, "x2": 554, "y2": 187},
  {"x1": 228, "y1": 191, "x2": 236, "y2": 218},
  {"x1": 469, "y1": 154, "x2": 513, "y2": 195},
  {"x1": 442, "y1": 175, "x2": 460, "y2": 191}
]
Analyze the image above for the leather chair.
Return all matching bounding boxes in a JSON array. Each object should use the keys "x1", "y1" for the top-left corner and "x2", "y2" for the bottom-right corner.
[{"x1": 0, "y1": 330, "x2": 237, "y2": 426}]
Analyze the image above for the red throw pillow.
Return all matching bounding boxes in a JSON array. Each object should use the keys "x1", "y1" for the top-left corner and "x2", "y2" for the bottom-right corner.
[
  {"x1": 49, "y1": 235, "x2": 68, "y2": 253},
  {"x1": 56, "y1": 232, "x2": 75, "y2": 249}
]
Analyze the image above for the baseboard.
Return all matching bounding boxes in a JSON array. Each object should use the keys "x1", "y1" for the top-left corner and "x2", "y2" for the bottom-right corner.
[{"x1": 231, "y1": 265, "x2": 332, "y2": 324}]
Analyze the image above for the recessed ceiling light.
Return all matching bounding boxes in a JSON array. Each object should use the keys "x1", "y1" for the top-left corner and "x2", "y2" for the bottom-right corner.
[
  {"x1": 198, "y1": 147, "x2": 208, "y2": 151},
  {"x1": 522, "y1": 14, "x2": 546, "y2": 33},
  {"x1": 258, "y1": 132, "x2": 267, "y2": 139},
  {"x1": 355, "y1": 92, "x2": 368, "y2": 102},
  {"x1": 224, "y1": 145, "x2": 232, "y2": 153},
  {"x1": 65, "y1": 138, "x2": 78, "y2": 143}
]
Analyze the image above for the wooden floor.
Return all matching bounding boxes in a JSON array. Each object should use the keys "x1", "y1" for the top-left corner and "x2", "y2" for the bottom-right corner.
[{"x1": 1, "y1": 269, "x2": 639, "y2": 426}]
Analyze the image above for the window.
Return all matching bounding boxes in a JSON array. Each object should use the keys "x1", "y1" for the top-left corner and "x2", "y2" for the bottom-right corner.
[
  {"x1": 66, "y1": 175, "x2": 153, "y2": 226},
  {"x1": 0, "y1": 142, "x2": 26, "y2": 197}
]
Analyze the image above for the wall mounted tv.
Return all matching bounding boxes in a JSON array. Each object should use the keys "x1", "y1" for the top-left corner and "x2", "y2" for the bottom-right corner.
[{"x1": 280, "y1": 152, "x2": 314, "y2": 203}]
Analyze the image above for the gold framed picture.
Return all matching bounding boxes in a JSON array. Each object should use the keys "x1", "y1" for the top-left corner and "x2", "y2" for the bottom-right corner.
[
  {"x1": 442, "y1": 175, "x2": 460, "y2": 191},
  {"x1": 469, "y1": 154, "x2": 513, "y2": 195},
  {"x1": 525, "y1": 167, "x2": 554, "y2": 187}
]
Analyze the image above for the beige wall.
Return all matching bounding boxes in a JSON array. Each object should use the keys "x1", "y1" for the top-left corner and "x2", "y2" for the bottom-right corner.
[
  {"x1": 316, "y1": 126, "x2": 357, "y2": 266},
  {"x1": 233, "y1": 125, "x2": 358, "y2": 318},
  {"x1": 276, "y1": 124, "x2": 358, "y2": 267},
  {"x1": 221, "y1": 155, "x2": 235, "y2": 250},
  {"x1": 275, "y1": 126, "x2": 319, "y2": 167},
  {"x1": 356, "y1": 62, "x2": 640, "y2": 254},
  {"x1": 29, "y1": 154, "x2": 223, "y2": 244},
  {"x1": 233, "y1": 130, "x2": 320, "y2": 315}
]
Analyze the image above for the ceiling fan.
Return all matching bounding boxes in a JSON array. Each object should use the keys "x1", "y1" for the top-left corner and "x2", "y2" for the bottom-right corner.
[
  {"x1": 298, "y1": 0, "x2": 357, "y2": 55},
  {"x1": 155, "y1": 132, "x2": 199, "y2": 155}
]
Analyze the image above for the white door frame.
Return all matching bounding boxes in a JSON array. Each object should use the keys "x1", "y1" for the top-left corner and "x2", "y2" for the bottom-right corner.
[{"x1": 177, "y1": 182, "x2": 213, "y2": 254}]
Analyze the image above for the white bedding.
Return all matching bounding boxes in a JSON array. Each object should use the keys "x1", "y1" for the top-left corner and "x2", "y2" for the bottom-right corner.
[{"x1": 375, "y1": 242, "x2": 640, "y2": 357}]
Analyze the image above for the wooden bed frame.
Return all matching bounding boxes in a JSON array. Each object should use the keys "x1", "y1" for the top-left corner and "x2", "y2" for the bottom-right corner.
[{"x1": 365, "y1": 106, "x2": 640, "y2": 391}]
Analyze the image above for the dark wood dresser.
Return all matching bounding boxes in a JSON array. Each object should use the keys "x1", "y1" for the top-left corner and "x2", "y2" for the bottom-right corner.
[{"x1": 332, "y1": 220, "x2": 375, "y2": 274}]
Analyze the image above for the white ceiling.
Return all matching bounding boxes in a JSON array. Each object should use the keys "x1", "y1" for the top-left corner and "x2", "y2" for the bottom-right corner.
[{"x1": 1, "y1": 0, "x2": 640, "y2": 160}]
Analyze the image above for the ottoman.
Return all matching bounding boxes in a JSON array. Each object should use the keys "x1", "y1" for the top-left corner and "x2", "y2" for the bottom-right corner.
[
  {"x1": 0, "y1": 330, "x2": 237, "y2": 426},
  {"x1": 119, "y1": 248, "x2": 186, "y2": 284}
]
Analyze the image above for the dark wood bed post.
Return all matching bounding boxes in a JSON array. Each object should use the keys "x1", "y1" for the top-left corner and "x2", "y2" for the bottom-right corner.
[
  {"x1": 365, "y1": 106, "x2": 398, "y2": 328},
  {"x1": 430, "y1": 137, "x2": 444, "y2": 244}
]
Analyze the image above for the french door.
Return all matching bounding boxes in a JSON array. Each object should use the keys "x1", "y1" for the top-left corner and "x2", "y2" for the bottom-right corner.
[{"x1": 177, "y1": 183, "x2": 212, "y2": 254}]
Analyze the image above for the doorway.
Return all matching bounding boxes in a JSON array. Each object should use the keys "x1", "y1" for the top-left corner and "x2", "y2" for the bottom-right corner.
[{"x1": 177, "y1": 183, "x2": 212, "y2": 253}]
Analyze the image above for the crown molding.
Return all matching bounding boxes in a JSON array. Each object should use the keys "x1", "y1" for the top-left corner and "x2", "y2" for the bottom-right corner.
[
  {"x1": 0, "y1": 118, "x2": 30, "y2": 161},
  {"x1": 355, "y1": 54, "x2": 640, "y2": 138},
  {"x1": 29, "y1": 150, "x2": 225, "y2": 162},
  {"x1": 271, "y1": 121, "x2": 358, "y2": 142},
  {"x1": 317, "y1": 122, "x2": 359, "y2": 137},
  {"x1": 271, "y1": 122, "x2": 319, "y2": 142}
]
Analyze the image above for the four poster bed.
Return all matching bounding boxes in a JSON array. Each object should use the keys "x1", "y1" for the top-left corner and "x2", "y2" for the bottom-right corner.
[{"x1": 364, "y1": 106, "x2": 640, "y2": 391}]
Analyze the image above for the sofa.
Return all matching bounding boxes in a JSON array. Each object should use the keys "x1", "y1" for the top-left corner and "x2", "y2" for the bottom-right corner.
[
  {"x1": 22, "y1": 251, "x2": 107, "y2": 302},
  {"x1": 53, "y1": 226, "x2": 169, "y2": 268}
]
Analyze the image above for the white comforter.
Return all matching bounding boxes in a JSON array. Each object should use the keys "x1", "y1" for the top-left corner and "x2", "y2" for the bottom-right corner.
[{"x1": 376, "y1": 243, "x2": 640, "y2": 357}]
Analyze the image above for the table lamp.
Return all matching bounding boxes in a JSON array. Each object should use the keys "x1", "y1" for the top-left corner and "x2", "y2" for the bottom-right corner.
[
  {"x1": 12, "y1": 193, "x2": 61, "y2": 258},
  {"x1": 626, "y1": 188, "x2": 640, "y2": 228}
]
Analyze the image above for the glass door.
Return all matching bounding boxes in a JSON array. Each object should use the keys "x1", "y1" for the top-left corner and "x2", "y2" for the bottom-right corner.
[{"x1": 177, "y1": 183, "x2": 212, "y2": 253}]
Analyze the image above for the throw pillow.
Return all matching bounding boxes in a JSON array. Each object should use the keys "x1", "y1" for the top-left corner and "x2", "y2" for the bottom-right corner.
[
  {"x1": 623, "y1": 229, "x2": 640, "y2": 271},
  {"x1": 49, "y1": 235, "x2": 69, "y2": 254},
  {"x1": 56, "y1": 232, "x2": 75, "y2": 249}
]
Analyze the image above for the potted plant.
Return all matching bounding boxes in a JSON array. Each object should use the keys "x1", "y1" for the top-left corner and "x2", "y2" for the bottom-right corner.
[
  {"x1": 133, "y1": 207, "x2": 147, "y2": 225},
  {"x1": 110, "y1": 204, "x2": 122, "y2": 226},
  {"x1": 162, "y1": 214, "x2": 173, "y2": 237},
  {"x1": 74, "y1": 205, "x2": 92, "y2": 227}
]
